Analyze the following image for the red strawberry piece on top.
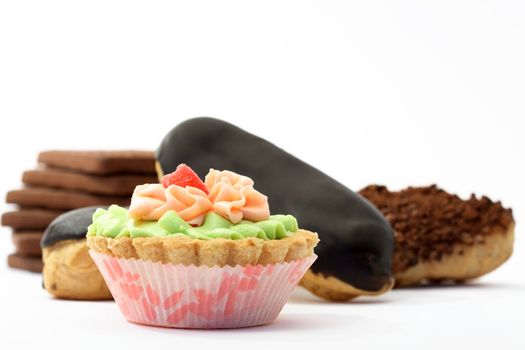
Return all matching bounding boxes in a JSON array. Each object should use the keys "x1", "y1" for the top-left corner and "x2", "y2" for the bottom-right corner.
[{"x1": 161, "y1": 164, "x2": 209, "y2": 194}]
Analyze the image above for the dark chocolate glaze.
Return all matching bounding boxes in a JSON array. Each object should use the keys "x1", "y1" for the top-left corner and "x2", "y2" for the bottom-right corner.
[
  {"x1": 156, "y1": 117, "x2": 394, "y2": 292},
  {"x1": 41, "y1": 207, "x2": 104, "y2": 248}
]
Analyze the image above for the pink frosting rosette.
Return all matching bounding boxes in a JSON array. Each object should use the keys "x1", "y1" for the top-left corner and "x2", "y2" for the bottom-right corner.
[
  {"x1": 128, "y1": 184, "x2": 212, "y2": 225},
  {"x1": 128, "y1": 167, "x2": 270, "y2": 225},
  {"x1": 205, "y1": 169, "x2": 270, "y2": 224}
]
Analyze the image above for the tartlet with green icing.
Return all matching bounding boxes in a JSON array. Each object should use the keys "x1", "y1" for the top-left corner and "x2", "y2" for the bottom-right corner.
[{"x1": 86, "y1": 164, "x2": 318, "y2": 267}]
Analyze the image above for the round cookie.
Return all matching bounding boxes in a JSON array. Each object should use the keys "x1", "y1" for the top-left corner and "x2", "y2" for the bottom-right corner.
[
  {"x1": 42, "y1": 207, "x2": 112, "y2": 300},
  {"x1": 359, "y1": 185, "x2": 515, "y2": 286},
  {"x1": 156, "y1": 117, "x2": 395, "y2": 301}
]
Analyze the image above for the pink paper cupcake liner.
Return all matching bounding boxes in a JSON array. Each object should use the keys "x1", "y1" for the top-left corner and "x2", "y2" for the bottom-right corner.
[{"x1": 90, "y1": 250, "x2": 316, "y2": 329}]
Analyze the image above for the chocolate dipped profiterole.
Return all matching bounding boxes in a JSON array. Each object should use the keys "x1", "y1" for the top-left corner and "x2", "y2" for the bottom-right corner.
[
  {"x1": 41, "y1": 207, "x2": 112, "y2": 300},
  {"x1": 156, "y1": 117, "x2": 395, "y2": 301}
]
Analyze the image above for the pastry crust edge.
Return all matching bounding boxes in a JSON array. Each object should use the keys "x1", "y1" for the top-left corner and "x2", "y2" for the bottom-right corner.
[
  {"x1": 43, "y1": 239, "x2": 113, "y2": 300},
  {"x1": 300, "y1": 271, "x2": 394, "y2": 301},
  {"x1": 393, "y1": 223, "x2": 515, "y2": 287},
  {"x1": 87, "y1": 229, "x2": 319, "y2": 267}
]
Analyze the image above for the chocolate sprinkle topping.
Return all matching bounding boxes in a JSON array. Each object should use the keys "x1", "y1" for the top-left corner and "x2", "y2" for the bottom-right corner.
[{"x1": 359, "y1": 185, "x2": 514, "y2": 273}]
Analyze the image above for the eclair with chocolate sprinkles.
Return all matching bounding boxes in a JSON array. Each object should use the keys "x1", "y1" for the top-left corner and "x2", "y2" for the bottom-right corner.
[{"x1": 359, "y1": 185, "x2": 515, "y2": 286}]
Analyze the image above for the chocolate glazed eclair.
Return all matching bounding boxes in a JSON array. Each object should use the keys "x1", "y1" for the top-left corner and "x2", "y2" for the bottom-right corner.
[
  {"x1": 41, "y1": 207, "x2": 112, "y2": 300},
  {"x1": 156, "y1": 117, "x2": 395, "y2": 301}
]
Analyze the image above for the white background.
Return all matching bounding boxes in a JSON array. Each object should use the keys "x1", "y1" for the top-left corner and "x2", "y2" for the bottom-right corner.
[{"x1": 0, "y1": 1, "x2": 524, "y2": 349}]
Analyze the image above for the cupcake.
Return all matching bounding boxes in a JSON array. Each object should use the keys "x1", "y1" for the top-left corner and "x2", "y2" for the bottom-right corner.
[{"x1": 87, "y1": 164, "x2": 318, "y2": 328}]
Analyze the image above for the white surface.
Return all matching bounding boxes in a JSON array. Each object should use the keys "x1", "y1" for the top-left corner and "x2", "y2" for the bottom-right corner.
[{"x1": 0, "y1": 1, "x2": 524, "y2": 349}]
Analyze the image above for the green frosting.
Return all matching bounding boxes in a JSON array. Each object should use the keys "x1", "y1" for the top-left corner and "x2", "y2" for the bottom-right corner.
[{"x1": 87, "y1": 205, "x2": 299, "y2": 240}]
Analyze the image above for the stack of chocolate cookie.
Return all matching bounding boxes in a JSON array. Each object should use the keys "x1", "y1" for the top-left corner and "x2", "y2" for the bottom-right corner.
[{"x1": 2, "y1": 150, "x2": 157, "y2": 272}]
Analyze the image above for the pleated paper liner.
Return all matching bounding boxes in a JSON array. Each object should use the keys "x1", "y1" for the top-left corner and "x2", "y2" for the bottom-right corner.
[{"x1": 90, "y1": 250, "x2": 316, "y2": 329}]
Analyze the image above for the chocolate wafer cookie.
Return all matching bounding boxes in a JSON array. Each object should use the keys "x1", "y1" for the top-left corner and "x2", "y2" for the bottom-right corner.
[
  {"x1": 38, "y1": 150, "x2": 155, "y2": 175},
  {"x1": 23, "y1": 169, "x2": 158, "y2": 196},
  {"x1": 1, "y1": 209, "x2": 63, "y2": 229},
  {"x1": 7, "y1": 254, "x2": 43, "y2": 272},
  {"x1": 12, "y1": 231, "x2": 43, "y2": 256},
  {"x1": 6, "y1": 188, "x2": 129, "y2": 210}
]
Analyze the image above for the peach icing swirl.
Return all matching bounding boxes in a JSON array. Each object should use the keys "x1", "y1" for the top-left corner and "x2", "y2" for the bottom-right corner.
[
  {"x1": 205, "y1": 169, "x2": 270, "y2": 224},
  {"x1": 128, "y1": 184, "x2": 212, "y2": 225}
]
